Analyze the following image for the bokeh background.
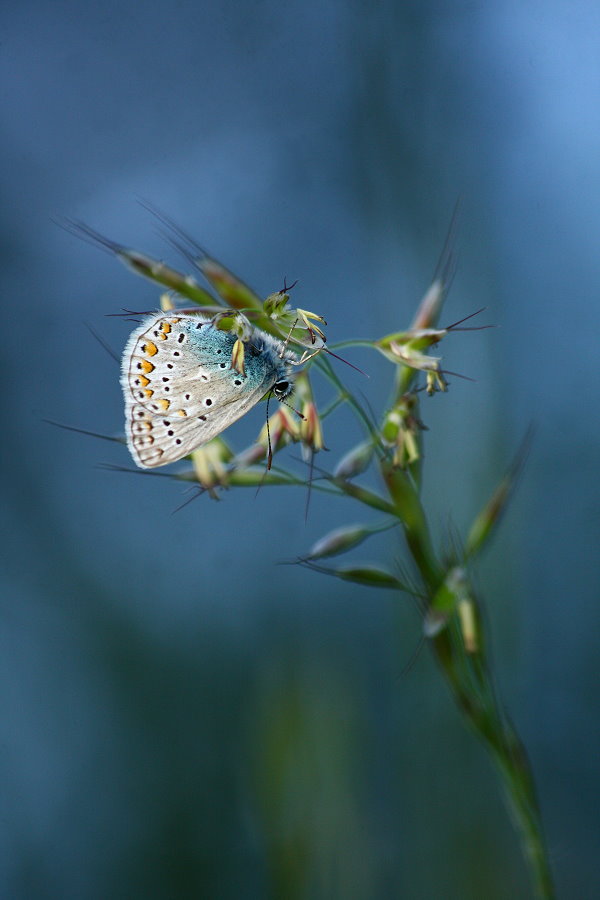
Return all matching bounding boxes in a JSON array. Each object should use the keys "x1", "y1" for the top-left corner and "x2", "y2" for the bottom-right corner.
[{"x1": 2, "y1": 1, "x2": 599, "y2": 897}]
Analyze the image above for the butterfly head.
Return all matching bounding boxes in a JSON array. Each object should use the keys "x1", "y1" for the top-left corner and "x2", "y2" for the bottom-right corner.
[{"x1": 273, "y1": 377, "x2": 293, "y2": 401}]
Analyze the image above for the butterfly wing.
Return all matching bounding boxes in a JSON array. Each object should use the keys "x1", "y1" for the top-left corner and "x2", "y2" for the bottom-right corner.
[{"x1": 122, "y1": 314, "x2": 282, "y2": 468}]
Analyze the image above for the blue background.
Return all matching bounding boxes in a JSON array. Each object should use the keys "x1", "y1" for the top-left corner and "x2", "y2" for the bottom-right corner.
[{"x1": 1, "y1": 1, "x2": 599, "y2": 897}]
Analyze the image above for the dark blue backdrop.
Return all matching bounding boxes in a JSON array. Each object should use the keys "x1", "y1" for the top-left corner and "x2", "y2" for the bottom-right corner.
[{"x1": 1, "y1": 1, "x2": 598, "y2": 897}]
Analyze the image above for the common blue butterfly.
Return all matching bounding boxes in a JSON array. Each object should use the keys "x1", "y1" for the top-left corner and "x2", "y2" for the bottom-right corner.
[{"x1": 122, "y1": 313, "x2": 297, "y2": 468}]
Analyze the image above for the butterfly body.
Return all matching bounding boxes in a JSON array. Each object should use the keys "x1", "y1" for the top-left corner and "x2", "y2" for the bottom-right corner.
[{"x1": 121, "y1": 313, "x2": 297, "y2": 468}]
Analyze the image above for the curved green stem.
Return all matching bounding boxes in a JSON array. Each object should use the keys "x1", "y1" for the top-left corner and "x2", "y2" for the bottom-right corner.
[{"x1": 431, "y1": 622, "x2": 554, "y2": 898}]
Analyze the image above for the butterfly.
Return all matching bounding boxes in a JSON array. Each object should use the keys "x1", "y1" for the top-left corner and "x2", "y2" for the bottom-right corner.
[{"x1": 122, "y1": 313, "x2": 297, "y2": 468}]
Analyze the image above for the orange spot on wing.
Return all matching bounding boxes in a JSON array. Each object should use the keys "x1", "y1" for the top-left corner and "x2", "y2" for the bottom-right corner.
[{"x1": 133, "y1": 434, "x2": 154, "y2": 446}]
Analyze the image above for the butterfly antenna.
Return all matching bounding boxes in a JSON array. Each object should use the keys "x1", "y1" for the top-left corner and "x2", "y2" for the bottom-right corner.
[
  {"x1": 252, "y1": 397, "x2": 275, "y2": 499},
  {"x1": 265, "y1": 392, "x2": 274, "y2": 470},
  {"x1": 261, "y1": 389, "x2": 305, "y2": 478},
  {"x1": 279, "y1": 396, "x2": 306, "y2": 420}
]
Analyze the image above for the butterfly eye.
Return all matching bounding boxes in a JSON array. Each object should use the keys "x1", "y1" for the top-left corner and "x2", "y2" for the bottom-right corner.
[{"x1": 273, "y1": 380, "x2": 290, "y2": 399}]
